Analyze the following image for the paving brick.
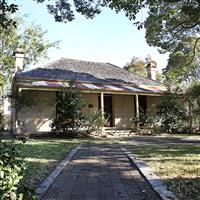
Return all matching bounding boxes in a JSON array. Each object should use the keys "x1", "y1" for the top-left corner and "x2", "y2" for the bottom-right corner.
[{"x1": 41, "y1": 145, "x2": 161, "y2": 200}]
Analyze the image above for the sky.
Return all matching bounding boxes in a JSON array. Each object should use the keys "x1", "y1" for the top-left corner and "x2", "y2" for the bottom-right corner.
[{"x1": 13, "y1": 0, "x2": 168, "y2": 71}]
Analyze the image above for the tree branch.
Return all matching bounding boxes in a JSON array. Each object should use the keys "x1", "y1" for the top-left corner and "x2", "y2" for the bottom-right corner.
[{"x1": 186, "y1": 37, "x2": 200, "y2": 66}]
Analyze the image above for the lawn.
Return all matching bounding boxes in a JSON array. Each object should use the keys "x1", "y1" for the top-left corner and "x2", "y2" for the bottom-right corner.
[
  {"x1": 129, "y1": 144, "x2": 200, "y2": 200},
  {"x1": 14, "y1": 136, "x2": 200, "y2": 200},
  {"x1": 17, "y1": 139, "x2": 78, "y2": 189},
  {"x1": 17, "y1": 137, "x2": 119, "y2": 189}
]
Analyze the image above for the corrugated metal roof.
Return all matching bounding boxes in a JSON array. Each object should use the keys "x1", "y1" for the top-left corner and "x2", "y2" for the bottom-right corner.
[{"x1": 17, "y1": 80, "x2": 166, "y2": 94}]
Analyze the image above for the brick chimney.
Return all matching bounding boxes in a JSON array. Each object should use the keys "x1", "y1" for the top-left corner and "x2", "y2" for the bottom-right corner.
[
  {"x1": 146, "y1": 60, "x2": 157, "y2": 80},
  {"x1": 14, "y1": 48, "x2": 25, "y2": 73}
]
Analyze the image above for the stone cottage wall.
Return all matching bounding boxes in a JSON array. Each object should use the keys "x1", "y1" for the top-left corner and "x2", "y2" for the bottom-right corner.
[
  {"x1": 19, "y1": 90, "x2": 56, "y2": 132},
  {"x1": 18, "y1": 90, "x2": 163, "y2": 133},
  {"x1": 114, "y1": 94, "x2": 135, "y2": 129},
  {"x1": 82, "y1": 93, "x2": 99, "y2": 114}
]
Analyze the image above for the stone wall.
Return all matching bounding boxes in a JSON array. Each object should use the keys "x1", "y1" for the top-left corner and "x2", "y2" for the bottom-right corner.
[
  {"x1": 82, "y1": 93, "x2": 99, "y2": 114},
  {"x1": 19, "y1": 92, "x2": 100, "y2": 133},
  {"x1": 19, "y1": 90, "x2": 56, "y2": 132},
  {"x1": 18, "y1": 90, "x2": 163, "y2": 132},
  {"x1": 114, "y1": 94, "x2": 135, "y2": 129},
  {"x1": 82, "y1": 93, "x2": 137, "y2": 129}
]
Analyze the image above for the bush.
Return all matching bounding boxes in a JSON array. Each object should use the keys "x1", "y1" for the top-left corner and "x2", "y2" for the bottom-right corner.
[
  {"x1": 187, "y1": 82, "x2": 200, "y2": 131},
  {"x1": 138, "y1": 109, "x2": 154, "y2": 127},
  {"x1": 0, "y1": 139, "x2": 25, "y2": 199},
  {"x1": 85, "y1": 111, "x2": 108, "y2": 133},
  {"x1": 0, "y1": 139, "x2": 36, "y2": 200},
  {"x1": 51, "y1": 80, "x2": 86, "y2": 135},
  {"x1": 155, "y1": 93, "x2": 188, "y2": 133},
  {"x1": 137, "y1": 110, "x2": 162, "y2": 135}
]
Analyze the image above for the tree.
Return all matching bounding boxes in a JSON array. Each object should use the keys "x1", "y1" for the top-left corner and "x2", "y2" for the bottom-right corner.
[
  {"x1": 2, "y1": 1, "x2": 199, "y2": 51},
  {"x1": 144, "y1": 1, "x2": 200, "y2": 53},
  {"x1": 156, "y1": 72, "x2": 163, "y2": 82},
  {"x1": 124, "y1": 57, "x2": 146, "y2": 77},
  {"x1": 0, "y1": 0, "x2": 18, "y2": 28},
  {"x1": 124, "y1": 56, "x2": 163, "y2": 81},
  {"x1": 164, "y1": 37, "x2": 200, "y2": 85},
  {"x1": 0, "y1": 16, "x2": 58, "y2": 95},
  {"x1": 51, "y1": 80, "x2": 86, "y2": 135},
  {"x1": 2, "y1": 1, "x2": 199, "y2": 88}
]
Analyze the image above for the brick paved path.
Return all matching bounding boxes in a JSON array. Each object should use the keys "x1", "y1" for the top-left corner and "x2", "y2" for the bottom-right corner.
[{"x1": 41, "y1": 145, "x2": 161, "y2": 200}]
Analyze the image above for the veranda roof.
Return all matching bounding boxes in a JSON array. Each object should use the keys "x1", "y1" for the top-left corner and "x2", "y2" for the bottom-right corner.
[{"x1": 16, "y1": 79, "x2": 166, "y2": 94}]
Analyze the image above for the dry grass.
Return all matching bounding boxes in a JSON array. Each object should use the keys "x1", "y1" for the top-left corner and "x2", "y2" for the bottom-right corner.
[{"x1": 130, "y1": 144, "x2": 200, "y2": 200}]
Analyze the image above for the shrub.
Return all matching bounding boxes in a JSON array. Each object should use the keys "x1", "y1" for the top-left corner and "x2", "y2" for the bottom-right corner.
[
  {"x1": 85, "y1": 111, "x2": 108, "y2": 133},
  {"x1": 0, "y1": 139, "x2": 24, "y2": 199},
  {"x1": 187, "y1": 82, "x2": 200, "y2": 131},
  {"x1": 137, "y1": 110, "x2": 162, "y2": 135},
  {"x1": 155, "y1": 93, "x2": 188, "y2": 133},
  {"x1": 51, "y1": 80, "x2": 86, "y2": 135},
  {"x1": 0, "y1": 139, "x2": 36, "y2": 200},
  {"x1": 138, "y1": 109, "x2": 154, "y2": 127}
]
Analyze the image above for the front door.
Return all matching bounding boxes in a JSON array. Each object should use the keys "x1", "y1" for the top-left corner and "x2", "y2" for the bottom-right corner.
[
  {"x1": 104, "y1": 96, "x2": 113, "y2": 127},
  {"x1": 98, "y1": 95, "x2": 113, "y2": 127}
]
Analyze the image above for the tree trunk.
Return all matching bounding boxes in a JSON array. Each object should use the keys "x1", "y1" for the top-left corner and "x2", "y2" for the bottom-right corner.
[{"x1": 188, "y1": 100, "x2": 193, "y2": 133}]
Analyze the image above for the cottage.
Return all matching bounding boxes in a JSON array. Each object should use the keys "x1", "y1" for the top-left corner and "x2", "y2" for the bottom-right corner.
[{"x1": 11, "y1": 50, "x2": 166, "y2": 134}]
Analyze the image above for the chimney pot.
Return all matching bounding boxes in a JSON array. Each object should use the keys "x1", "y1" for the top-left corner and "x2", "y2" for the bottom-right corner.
[
  {"x1": 14, "y1": 48, "x2": 25, "y2": 72},
  {"x1": 146, "y1": 61, "x2": 157, "y2": 80}
]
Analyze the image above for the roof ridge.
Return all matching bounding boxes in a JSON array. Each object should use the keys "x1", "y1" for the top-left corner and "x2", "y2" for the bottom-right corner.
[
  {"x1": 58, "y1": 57, "x2": 108, "y2": 64},
  {"x1": 42, "y1": 58, "x2": 64, "y2": 68},
  {"x1": 106, "y1": 62, "x2": 162, "y2": 85}
]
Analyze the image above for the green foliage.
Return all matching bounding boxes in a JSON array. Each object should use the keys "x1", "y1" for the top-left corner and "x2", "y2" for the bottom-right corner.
[
  {"x1": 51, "y1": 80, "x2": 86, "y2": 134},
  {"x1": 0, "y1": 15, "x2": 58, "y2": 95},
  {"x1": 164, "y1": 37, "x2": 200, "y2": 84},
  {"x1": 150, "y1": 126, "x2": 162, "y2": 136},
  {"x1": 144, "y1": 1, "x2": 200, "y2": 53},
  {"x1": 2, "y1": 1, "x2": 199, "y2": 50},
  {"x1": 137, "y1": 110, "x2": 162, "y2": 135},
  {"x1": 124, "y1": 56, "x2": 162, "y2": 81},
  {"x1": 156, "y1": 72, "x2": 163, "y2": 82},
  {"x1": 125, "y1": 56, "x2": 147, "y2": 77},
  {"x1": 138, "y1": 110, "x2": 154, "y2": 127},
  {"x1": 0, "y1": 139, "x2": 31, "y2": 200},
  {"x1": 1, "y1": 1, "x2": 199, "y2": 83},
  {"x1": 155, "y1": 93, "x2": 188, "y2": 134},
  {"x1": 186, "y1": 82, "x2": 200, "y2": 131},
  {"x1": 85, "y1": 111, "x2": 108, "y2": 133},
  {"x1": 0, "y1": 1, "x2": 18, "y2": 28},
  {"x1": 188, "y1": 82, "x2": 200, "y2": 100}
]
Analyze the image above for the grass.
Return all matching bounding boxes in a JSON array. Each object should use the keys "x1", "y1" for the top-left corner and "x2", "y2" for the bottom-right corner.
[
  {"x1": 11, "y1": 134, "x2": 200, "y2": 199},
  {"x1": 16, "y1": 137, "x2": 119, "y2": 189},
  {"x1": 130, "y1": 144, "x2": 200, "y2": 200},
  {"x1": 17, "y1": 139, "x2": 78, "y2": 188}
]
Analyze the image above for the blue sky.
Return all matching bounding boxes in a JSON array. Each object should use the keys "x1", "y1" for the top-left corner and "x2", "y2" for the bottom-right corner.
[{"x1": 15, "y1": 0, "x2": 168, "y2": 70}]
